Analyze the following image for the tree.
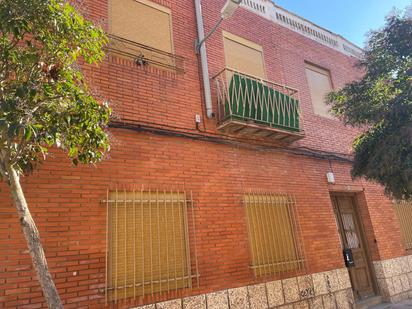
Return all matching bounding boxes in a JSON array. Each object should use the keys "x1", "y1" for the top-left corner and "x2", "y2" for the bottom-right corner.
[
  {"x1": 328, "y1": 8, "x2": 412, "y2": 200},
  {"x1": 0, "y1": 0, "x2": 111, "y2": 307}
]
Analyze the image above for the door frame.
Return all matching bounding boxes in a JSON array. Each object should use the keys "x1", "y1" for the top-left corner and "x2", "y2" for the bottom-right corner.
[{"x1": 330, "y1": 192, "x2": 379, "y2": 300}]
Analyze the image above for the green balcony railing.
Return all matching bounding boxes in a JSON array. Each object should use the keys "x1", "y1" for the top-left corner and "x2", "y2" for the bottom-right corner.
[{"x1": 213, "y1": 68, "x2": 304, "y2": 138}]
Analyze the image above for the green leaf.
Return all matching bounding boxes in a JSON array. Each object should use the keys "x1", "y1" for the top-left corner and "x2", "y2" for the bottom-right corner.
[
  {"x1": 327, "y1": 9, "x2": 412, "y2": 199},
  {"x1": 0, "y1": 0, "x2": 110, "y2": 181}
]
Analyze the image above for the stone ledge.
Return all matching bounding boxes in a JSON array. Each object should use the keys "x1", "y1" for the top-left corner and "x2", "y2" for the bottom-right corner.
[
  {"x1": 373, "y1": 255, "x2": 412, "y2": 303},
  {"x1": 131, "y1": 268, "x2": 354, "y2": 309}
]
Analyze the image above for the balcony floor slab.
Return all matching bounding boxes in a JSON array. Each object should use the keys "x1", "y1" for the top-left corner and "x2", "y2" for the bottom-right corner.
[{"x1": 217, "y1": 120, "x2": 305, "y2": 143}]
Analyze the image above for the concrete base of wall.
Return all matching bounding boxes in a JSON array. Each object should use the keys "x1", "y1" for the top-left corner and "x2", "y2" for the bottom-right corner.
[
  {"x1": 132, "y1": 268, "x2": 355, "y2": 309},
  {"x1": 374, "y1": 255, "x2": 412, "y2": 303}
]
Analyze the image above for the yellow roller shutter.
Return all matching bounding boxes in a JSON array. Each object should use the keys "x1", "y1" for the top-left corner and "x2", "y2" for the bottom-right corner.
[
  {"x1": 305, "y1": 63, "x2": 333, "y2": 118},
  {"x1": 244, "y1": 193, "x2": 305, "y2": 277},
  {"x1": 107, "y1": 190, "x2": 193, "y2": 301},
  {"x1": 394, "y1": 201, "x2": 412, "y2": 251},
  {"x1": 109, "y1": 0, "x2": 173, "y2": 53},
  {"x1": 223, "y1": 31, "x2": 265, "y2": 79}
]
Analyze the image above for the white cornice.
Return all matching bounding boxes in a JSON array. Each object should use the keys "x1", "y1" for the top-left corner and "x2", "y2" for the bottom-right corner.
[{"x1": 240, "y1": 0, "x2": 364, "y2": 59}]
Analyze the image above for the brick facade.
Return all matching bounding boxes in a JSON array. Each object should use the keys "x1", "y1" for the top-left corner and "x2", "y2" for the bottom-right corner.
[{"x1": 0, "y1": 0, "x2": 409, "y2": 308}]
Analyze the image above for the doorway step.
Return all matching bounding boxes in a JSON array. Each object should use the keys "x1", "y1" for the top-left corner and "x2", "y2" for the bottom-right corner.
[{"x1": 356, "y1": 296, "x2": 384, "y2": 309}]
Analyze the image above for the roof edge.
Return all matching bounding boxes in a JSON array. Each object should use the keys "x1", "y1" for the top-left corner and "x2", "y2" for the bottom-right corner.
[{"x1": 239, "y1": 0, "x2": 364, "y2": 59}]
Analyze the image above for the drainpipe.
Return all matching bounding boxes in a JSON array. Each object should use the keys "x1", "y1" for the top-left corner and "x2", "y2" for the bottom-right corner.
[{"x1": 194, "y1": 0, "x2": 214, "y2": 119}]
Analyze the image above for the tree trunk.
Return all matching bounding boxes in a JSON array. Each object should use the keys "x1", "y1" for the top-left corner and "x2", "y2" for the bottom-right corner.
[{"x1": 7, "y1": 165, "x2": 63, "y2": 309}]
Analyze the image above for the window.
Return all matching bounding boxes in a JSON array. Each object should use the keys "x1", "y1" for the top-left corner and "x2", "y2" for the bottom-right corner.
[
  {"x1": 244, "y1": 193, "x2": 305, "y2": 277},
  {"x1": 223, "y1": 31, "x2": 265, "y2": 79},
  {"x1": 305, "y1": 63, "x2": 333, "y2": 118},
  {"x1": 109, "y1": 0, "x2": 173, "y2": 53},
  {"x1": 105, "y1": 190, "x2": 198, "y2": 302},
  {"x1": 108, "y1": 0, "x2": 184, "y2": 71},
  {"x1": 394, "y1": 200, "x2": 412, "y2": 251}
]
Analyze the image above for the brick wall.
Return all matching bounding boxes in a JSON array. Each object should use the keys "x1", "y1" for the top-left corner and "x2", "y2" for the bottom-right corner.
[
  {"x1": 0, "y1": 0, "x2": 408, "y2": 308},
  {"x1": 0, "y1": 131, "x2": 406, "y2": 308}
]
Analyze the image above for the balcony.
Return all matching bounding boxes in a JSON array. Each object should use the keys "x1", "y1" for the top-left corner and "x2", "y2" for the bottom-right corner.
[{"x1": 213, "y1": 68, "x2": 305, "y2": 142}]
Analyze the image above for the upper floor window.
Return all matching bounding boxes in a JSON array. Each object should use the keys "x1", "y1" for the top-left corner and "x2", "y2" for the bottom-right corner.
[
  {"x1": 305, "y1": 63, "x2": 333, "y2": 118},
  {"x1": 223, "y1": 31, "x2": 266, "y2": 79},
  {"x1": 109, "y1": 0, "x2": 173, "y2": 54},
  {"x1": 108, "y1": 0, "x2": 185, "y2": 72}
]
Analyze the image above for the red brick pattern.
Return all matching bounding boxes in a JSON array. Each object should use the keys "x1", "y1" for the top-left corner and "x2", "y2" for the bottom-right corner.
[{"x1": 0, "y1": 1, "x2": 407, "y2": 308}]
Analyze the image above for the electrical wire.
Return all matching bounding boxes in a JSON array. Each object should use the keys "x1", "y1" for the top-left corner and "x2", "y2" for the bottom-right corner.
[
  {"x1": 117, "y1": 118, "x2": 353, "y2": 158},
  {"x1": 109, "y1": 120, "x2": 354, "y2": 163}
]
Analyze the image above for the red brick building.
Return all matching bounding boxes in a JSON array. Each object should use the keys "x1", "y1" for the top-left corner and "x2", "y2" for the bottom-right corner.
[{"x1": 1, "y1": 0, "x2": 412, "y2": 308}]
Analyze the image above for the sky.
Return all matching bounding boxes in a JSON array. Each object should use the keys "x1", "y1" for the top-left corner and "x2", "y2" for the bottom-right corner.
[{"x1": 273, "y1": 0, "x2": 411, "y2": 47}]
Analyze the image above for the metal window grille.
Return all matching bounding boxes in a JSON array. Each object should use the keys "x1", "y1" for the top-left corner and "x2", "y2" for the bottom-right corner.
[
  {"x1": 104, "y1": 189, "x2": 199, "y2": 303},
  {"x1": 106, "y1": 35, "x2": 185, "y2": 73},
  {"x1": 244, "y1": 193, "x2": 306, "y2": 277},
  {"x1": 394, "y1": 200, "x2": 412, "y2": 251}
]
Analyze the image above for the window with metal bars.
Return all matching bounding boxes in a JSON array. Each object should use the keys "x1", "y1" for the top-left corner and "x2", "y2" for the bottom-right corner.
[
  {"x1": 104, "y1": 189, "x2": 199, "y2": 303},
  {"x1": 394, "y1": 200, "x2": 412, "y2": 251},
  {"x1": 244, "y1": 193, "x2": 306, "y2": 277}
]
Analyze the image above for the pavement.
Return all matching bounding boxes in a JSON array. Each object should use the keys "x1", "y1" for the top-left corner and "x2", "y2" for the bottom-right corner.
[{"x1": 370, "y1": 300, "x2": 412, "y2": 308}]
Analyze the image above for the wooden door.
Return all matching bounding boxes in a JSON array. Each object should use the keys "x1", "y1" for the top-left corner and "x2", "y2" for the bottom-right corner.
[{"x1": 331, "y1": 195, "x2": 375, "y2": 300}]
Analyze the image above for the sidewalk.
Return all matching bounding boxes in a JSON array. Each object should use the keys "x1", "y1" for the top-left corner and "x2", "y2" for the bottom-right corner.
[{"x1": 371, "y1": 300, "x2": 412, "y2": 308}]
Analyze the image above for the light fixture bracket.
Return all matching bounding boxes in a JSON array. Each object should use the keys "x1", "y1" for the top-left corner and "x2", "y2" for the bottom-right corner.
[{"x1": 195, "y1": 0, "x2": 243, "y2": 52}]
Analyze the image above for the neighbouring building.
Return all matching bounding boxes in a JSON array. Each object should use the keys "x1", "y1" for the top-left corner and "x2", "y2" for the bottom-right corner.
[{"x1": 1, "y1": 0, "x2": 412, "y2": 308}]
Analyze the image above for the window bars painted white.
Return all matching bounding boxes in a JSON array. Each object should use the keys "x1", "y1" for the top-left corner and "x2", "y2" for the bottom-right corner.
[
  {"x1": 244, "y1": 193, "x2": 306, "y2": 277},
  {"x1": 104, "y1": 189, "x2": 199, "y2": 303},
  {"x1": 394, "y1": 200, "x2": 412, "y2": 251}
]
